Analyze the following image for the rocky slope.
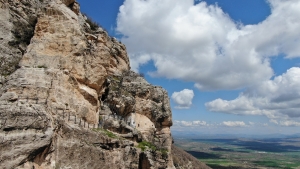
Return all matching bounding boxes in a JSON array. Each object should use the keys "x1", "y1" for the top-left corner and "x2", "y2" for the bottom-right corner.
[
  {"x1": 171, "y1": 145, "x2": 211, "y2": 169},
  {"x1": 0, "y1": 0, "x2": 210, "y2": 168}
]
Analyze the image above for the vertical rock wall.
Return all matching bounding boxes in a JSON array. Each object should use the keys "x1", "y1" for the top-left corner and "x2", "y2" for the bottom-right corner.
[{"x1": 0, "y1": 0, "x2": 178, "y2": 169}]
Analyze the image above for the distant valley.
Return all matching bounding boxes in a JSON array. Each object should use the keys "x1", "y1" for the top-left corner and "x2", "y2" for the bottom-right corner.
[{"x1": 173, "y1": 134, "x2": 300, "y2": 169}]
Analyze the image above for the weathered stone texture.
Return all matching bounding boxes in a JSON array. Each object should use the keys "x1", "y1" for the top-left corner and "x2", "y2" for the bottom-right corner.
[{"x1": 101, "y1": 71, "x2": 175, "y2": 168}]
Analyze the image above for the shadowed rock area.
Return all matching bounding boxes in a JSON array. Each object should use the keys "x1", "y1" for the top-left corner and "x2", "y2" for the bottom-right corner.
[{"x1": 0, "y1": 0, "x2": 210, "y2": 168}]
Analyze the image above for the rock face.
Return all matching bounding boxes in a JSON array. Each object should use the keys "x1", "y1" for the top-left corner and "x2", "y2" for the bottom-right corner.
[
  {"x1": 0, "y1": 0, "x2": 209, "y2": 169},
  {"x1": 171, "y1": 145, "x2": 211, "y2": 169},
  {"x1": 100, "y1": 71, "x2": 174, "y2": 168}
]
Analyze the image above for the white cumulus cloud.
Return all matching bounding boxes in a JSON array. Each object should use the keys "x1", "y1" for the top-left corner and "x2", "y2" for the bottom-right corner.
[
  {"x1": 206, "y1": 67, "x2": 300, "y2": 120},
  {"x1": 222, "y1": 121, "x2": 247, "y2": 127},
  {"x1": 193, "y1": 120, "x2": 208, "y2": 126},
  {"x1": 270, "y1": 119, "x2": 300, "y2": 127},
  {"x1": 174, "y1": 120, "x2": 208, "y2": 127},
  {"x1": 279, "y1": 120, "x2": 300, "y2": 127},
  {"x1": 117, "y1": 0, "x2": 300, "y2": 90},
  {"x1": 171, "y1": 89, "x2": 194, "y2": 109}
]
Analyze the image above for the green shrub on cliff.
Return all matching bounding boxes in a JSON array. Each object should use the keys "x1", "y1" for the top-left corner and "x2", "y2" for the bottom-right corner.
[
  {"x1": 138, "y1": 141, "x2": 157, "y2": 151},
  {"x1": 137, "y1": 141, "x2": 169, "y2": 157},
  {"x1": 92, "y1": 128, "x2": 118, "y2": 139}
]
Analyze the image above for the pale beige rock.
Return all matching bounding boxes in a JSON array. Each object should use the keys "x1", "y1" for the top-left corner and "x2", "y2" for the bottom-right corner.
[{"x1": 0, "y1": 0, "x2": 129, "y2": 167}]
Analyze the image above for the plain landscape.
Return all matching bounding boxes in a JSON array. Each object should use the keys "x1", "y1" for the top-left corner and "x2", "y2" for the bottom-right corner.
[{"x1": 174, "y1": 134, "x2": 300, "y2": 169}]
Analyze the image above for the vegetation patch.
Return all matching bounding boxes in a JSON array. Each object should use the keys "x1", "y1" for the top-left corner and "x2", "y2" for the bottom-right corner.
[
  {"x1": 84, "y1": 14, "x2": 103, "y2": 31},
  {"x1": 254, "y1": 160, "x2": 280, "y2": 168},
  {"x1": 138, "y1": 141, "x2": 157, "y2": 151},
  {"x1": 104, "y1": 130, "x2": 118, "y2": 138},
  {"x1": 110, "y1": 85, "x2": 119, "y2": 91},
  {"x1": 37, "y1": 65, "x2": 47, "y2": 68},
  {"x1": 175, "y1": 138, "x2": 300, "y2": 169},
  {"x1": 159, "y1": 148, "x2": 169, "y2": 158},
  {"x1": 137, "y1": 141, "x2": 168, "y2": 157},
  {"x1": 92, "y1": 128, "x2": 118, "y2": 139},
  {"x1": 121, "y1": 89, "x2": 131, "y2": 97},
  {"x1": 284, "y1": 161, "x2": 300, "y2": 169},
  {"x1": 201, "y1": 159, "x2": 238, "y2": 167},
  {"x1": 252, "y1": 160, "x2": 298, "y2": 169}
]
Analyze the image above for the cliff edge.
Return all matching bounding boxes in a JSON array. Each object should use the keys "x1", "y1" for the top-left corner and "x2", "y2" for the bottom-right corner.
[{"x1": 0, "y1": 0, "x2": 210, "y2": 169}]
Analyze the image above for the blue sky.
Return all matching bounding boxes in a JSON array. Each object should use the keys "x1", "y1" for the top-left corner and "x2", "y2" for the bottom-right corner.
[{"x1": 77, "y1": 0, "x2": 300, "y2": 135}]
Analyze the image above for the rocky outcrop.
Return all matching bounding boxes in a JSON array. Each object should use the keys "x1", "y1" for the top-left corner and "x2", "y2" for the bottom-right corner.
[
  {"x1": 0, "y1": 0, "x2": 209, "y2": 169},
  {"x1": 171, "y1": 145, "x2": 211, "y2": 169},
  {"x1": 100, "y1": 71, "x2": 174, "y2": 168}
]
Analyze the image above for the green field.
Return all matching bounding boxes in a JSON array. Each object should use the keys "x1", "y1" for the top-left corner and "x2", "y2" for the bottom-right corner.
[{"x1": 174, "y1": 137, "x2": 300, "y2": 169}]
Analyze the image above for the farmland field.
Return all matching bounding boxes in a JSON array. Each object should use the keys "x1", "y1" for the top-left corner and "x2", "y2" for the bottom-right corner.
[{"x1": 174, "y1": 137, "x2": 300, "y2": 169}]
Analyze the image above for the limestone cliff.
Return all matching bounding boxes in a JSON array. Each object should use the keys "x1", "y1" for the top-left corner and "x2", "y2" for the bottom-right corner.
[{"x1": 0, "y1": 0, "x2": 210, "y2": 169}]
